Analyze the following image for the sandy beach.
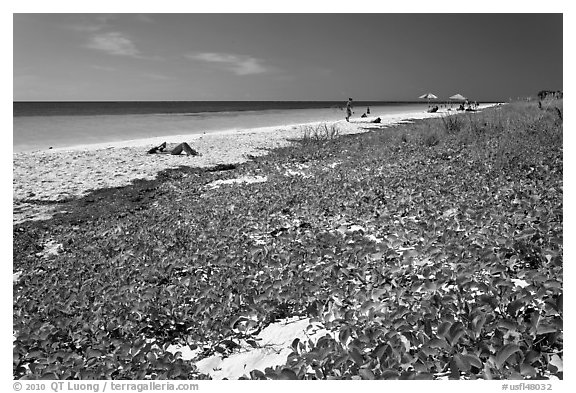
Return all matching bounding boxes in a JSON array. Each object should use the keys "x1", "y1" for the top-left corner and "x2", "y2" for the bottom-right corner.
[{"x1": 13, "y1": 107, "x2": 494, "y2": 225}]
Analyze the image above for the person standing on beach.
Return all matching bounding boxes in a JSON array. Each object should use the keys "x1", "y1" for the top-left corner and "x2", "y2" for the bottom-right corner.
[{"x1": 346, "y1": 98, "x2": 353, "y2": 121}]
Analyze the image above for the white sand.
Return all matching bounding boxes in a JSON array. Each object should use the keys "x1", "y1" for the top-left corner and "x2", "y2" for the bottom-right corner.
[
  {"x1": 166, "y1": 317, "x2": 330, "y2": 380},
  {"x1": 13, "y1": 105, "x2": 497, "y2": 224},
  {"x1": 205, "y1": 175, "x2": 268, "y2": 189}
]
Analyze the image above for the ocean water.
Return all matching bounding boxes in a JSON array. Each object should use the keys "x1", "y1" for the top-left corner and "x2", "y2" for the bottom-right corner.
[{"x1": 13, "y1": 101, "x2": 430, "y2": 152}]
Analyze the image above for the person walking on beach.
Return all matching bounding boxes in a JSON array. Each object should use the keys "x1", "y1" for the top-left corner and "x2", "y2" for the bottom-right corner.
[{"x1": 345, "y1": 98, "x2": 353, "y2": 122}]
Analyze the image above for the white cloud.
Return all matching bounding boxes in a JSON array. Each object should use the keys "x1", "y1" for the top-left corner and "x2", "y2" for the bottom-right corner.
[
  {"x1": 87, "y1": 32, "x2": 139, "y2": 57},
  {"x1": 186, "y1": 52, "x2": 269, "y2": 75}
]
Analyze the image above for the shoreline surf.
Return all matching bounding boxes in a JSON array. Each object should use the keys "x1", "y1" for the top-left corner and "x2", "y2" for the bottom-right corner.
[{"x1": 13, "y1": 102, "x2": 492, "y2": 153}]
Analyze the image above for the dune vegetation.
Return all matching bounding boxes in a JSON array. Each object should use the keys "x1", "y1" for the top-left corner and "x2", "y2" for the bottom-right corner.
[{"x1": 13, "y1": 100, "x2": 563, "y2": 380}]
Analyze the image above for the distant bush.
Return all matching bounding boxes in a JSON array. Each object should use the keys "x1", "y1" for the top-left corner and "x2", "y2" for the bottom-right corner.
[{"x1": 301, "y1": 123, "x2": 340, "y2": 144}]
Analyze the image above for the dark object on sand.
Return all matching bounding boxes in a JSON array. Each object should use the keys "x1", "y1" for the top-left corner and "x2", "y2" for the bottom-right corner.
[
  {"x1": 170, "y1": 142, "x2": 198, "y2": 156},
  {"x1": 206, "y1": 164, "x2": 236, "y2": 172},
  {"x1": 361, "y1": 113, "x2": 367, "y2": 118},
  {"x1": 427, "y1": 106, "x2": 439, "y2": 113},
  {"x1": 147, "y1": 141, "x2": 199, "y2": 156},
  {"x1": 372, "y1": 117, "x2": 381, "y2": 123},
  {"x1": 147, "y1": 142, "x2": 167, "y2": 154}
]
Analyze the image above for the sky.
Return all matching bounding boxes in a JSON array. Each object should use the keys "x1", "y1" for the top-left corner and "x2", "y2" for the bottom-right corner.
[{"x1": 13, "y1": 12, "x2": 563, "y2": 102}]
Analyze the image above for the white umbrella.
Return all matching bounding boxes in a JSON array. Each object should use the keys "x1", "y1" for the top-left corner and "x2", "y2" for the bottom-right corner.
[
  {"x1": 449, "y1": 93, "x2": 467, "y2": 109},
  {"x1": 419, "y1": 93, "x2": 438, "y2": 107},
  {"x1": 450, "y1": 93, "x2": 467, "y2": 108},
  {"x1": 449, "y1": 93, "x2": 467, "y2": 101}
]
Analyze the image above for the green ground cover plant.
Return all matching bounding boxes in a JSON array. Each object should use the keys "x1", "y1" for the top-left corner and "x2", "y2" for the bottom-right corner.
[{"x1": 13, "y1": 101, "x2": 562, "y2": 380}]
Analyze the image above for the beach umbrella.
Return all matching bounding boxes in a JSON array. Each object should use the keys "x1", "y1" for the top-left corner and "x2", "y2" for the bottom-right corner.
[
  {"x1": 449, "y1": 93, "x2": 467, "y2": 101},
  {"x1": 419, "y1": 92, "x2": 438, "y2": 107},
  {"x1": 449, "y1": 93, "x2": 467, "y2": 109}
]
